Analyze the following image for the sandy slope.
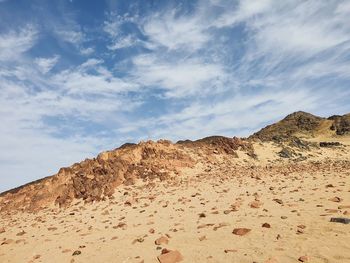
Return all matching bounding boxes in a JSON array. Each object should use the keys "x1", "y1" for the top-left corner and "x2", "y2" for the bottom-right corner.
[{"x1": 0, "y1": 139, "x2": 350, "y2": 263}]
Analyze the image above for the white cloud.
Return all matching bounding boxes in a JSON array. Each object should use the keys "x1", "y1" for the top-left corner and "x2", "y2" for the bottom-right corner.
[
  {"x1": 34, "y1": 55, "x2": 60, "y2": 74},
  {"x1": 142, "y1": 11, "x2": 210, "y2": 51},
  {"x1": 55, "y1": 29, "x2": 84, "y2": 44},
  {"x1": 131, "y1": 55, "x2": 225, "y2": 98},
  {"x1": 52, "y1": 59, "x2": 139, "y2": 96},
  {"x1": 107, "y1": 35, "x2": 139, "y2": 50},
  {"x1": 0, "y1": 26, "x2": 37, "y2": 61},
  {"x1": 80, "y1": 47, "x2": 95, "y2": 55}
]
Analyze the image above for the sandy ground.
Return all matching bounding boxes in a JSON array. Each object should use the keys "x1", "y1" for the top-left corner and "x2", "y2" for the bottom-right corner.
[{"x1": 0, "y1": 140, "x2": 350, "y2": 263}]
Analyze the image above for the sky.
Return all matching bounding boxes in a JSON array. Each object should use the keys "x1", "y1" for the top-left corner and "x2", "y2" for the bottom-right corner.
[{"x1": 0, "y1": 0, "x2": 350, "y2": 192}]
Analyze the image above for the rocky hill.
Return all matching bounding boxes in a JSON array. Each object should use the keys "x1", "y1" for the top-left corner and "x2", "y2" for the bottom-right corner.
[
  {"x1": 250, "y1": 111, "x2": 350, "y2": 141},
  {"x1": 0, "y1": 111, "x2": 349, "y2": 213},
  {"x1": 0, "y1": 137, "x2": 254, "y2": 212}
]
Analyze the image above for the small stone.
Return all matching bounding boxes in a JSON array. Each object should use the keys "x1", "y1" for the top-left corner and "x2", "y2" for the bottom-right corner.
[
  {"x1": 1, "y1": 239, "x2": 14, "y2": 245},
  {"x1": 133, "y1": 237, "x2": 144, "y2": 244},
  {"x1": 0, "y1": 228, "x2": 5, "y2": 234},
  {"x1": 273, "y1": 199, "x2": 283, "y2": 205},
  {"x1": 338, "y1": 205, "x2": 350, "y2": 209},
  {"x1": 155, "y1": 236, "x2": 169, "y2": 245},
  {"x1": 198, "y1": 235, "x2": 206, "y2": 241},
  {"x1": 262, "y1": 223, "x2": 271, "y2": 228},
  {"x1": 250, "y1": 201, "x2": 263, "y2": 208},
  {"x1": 224, "y1": 249, "x2": 237, "y2": 253},
  {"x1": 281, "y1": 216, "x2": 287, "y2": 219},
  {"x1": 232, "y1": 228, "x2": 251, "y2": 236},
  {"x1": 157, "y1": 250, "x2": 183, "y2": 263},
  {"x1": 16, "y1": 230, "x2": 26, "y2": 236},
  {"x1": 149, "y1": 228, "x2": 155, "y2": 234},
  {"x1": 330, "y1": 217, "x2": 350, "y2": 224},
  {"x1": 298, "y1": 255, "x2": 309, "y2": 262},
  {"x1": 72, "y1": 250, "x2": 81, "y2": 256},
  {"x1": 329, "y1": 197, "x2": 342, "y2": 203},
  {"x1": 198, "y1": 213, "x2": 206, "y2": 218}
]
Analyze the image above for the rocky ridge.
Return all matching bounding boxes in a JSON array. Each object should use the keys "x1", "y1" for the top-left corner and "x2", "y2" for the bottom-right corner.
[{"x1": 0, "y1": 111, "x2": 349, "y2": 213}]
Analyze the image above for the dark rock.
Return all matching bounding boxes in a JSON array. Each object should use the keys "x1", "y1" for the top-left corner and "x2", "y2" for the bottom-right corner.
[
  {"x1": 278, "y1": 147, "x2": 295, "y2": 158},
  {"x1": 320, "y1": 142, "x2": 341, "y2": 147},
  {"x1": 330, "y1": 217, "x2": 350, "y2": 224},
  {"x1": 262, "y1": 223, "x2": 271, "y2": 228},
  {"x1": 72, "y1": 250, "x2": 81, "y2": 256}
]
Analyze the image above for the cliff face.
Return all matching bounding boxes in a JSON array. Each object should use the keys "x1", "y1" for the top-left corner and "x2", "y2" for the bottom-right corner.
[
  {"x1": 0, "y1": 137, "x2": 254, "y2": 212},
  {"x1": 329, "y1": 113, "x2": 350, "y2": 135},
  {"x1": 0, "y1": 140, "x2": 195, "y2": 212}
]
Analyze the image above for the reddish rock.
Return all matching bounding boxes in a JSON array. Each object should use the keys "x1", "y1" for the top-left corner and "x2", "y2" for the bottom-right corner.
[
  {"x1": 155, "y1": 236, "x2": 169, "y2": 245},
  {"x1": 1, "y1": 239, "x2": 14, "y2": 245},
  {"x1": 250, "y1": 201, "x2": 263, "y2": 208},
  {"x1": 16, "y1": 230, "x2": 26, "y2": 236},
  {"x1": 232, "y1": 228, "x2": 251, "y2": 236},
  {"x1": 157, "y1": 250, "x2": 183, "y2": 263},
  {"x1": 198, "y1": 235, "x2": 206, "y2": 241},
  {"x1": 262, "y1": 223, "x2": 271, "y2": 228},
  {"x1": 0, "y1": 228, "x2": 5, "y2": 234},
  {"x1": 298, "y1": 255, "x2": 309, "y2": 262},
  {"x1": 329, "y1": 197, "x2": 342, "y2": 202}
]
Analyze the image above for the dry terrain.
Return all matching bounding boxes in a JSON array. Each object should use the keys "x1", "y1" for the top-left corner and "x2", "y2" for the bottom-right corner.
[{"x1": 0, "y1": 112, "x2": 350, "y2": 263}]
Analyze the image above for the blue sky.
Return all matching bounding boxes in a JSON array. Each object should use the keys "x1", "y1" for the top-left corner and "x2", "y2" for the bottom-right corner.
[{"x1": 1, "y1": 0, "x2": 350, "y2": 192}]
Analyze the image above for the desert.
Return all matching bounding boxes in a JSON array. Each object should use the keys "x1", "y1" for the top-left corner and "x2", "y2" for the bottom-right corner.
[{"x1": 0, "y1": 112, "x2": 349, "y2": 263}]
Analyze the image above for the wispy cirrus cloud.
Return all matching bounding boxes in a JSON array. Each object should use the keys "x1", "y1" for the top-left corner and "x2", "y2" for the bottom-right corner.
[
  {"x1": 0, "y1": 25, "x2": 38, "y2": 61},
  {"x1": 34, "y1": 55, "x2": 60, "y2": 74}
]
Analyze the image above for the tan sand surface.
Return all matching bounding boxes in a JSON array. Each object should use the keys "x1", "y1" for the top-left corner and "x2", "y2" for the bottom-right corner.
[{"x1": 1, "y1": 138, "x2": 350, "y2": 263}]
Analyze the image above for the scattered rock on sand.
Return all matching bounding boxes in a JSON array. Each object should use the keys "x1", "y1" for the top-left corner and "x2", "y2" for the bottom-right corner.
[
  {"x1": 250, "y1": 201, "x2": 263, "y2": 208},
  {"x1": 224, "y1": 249, "x2": 237, "y2": 253},
  {"x1": 273, "y1": 199, "x2": 283, "y2": 205},
  {"x1": 262, "y1": 223, "x2": 271, "y2": 228},
  {"x1": 298, "y1": 255, "x2": 309, "y2": 262},
  {"x1": 1, "y1": 239, "x2": 14, "y2": 245},
  {"x1": 329, "y1": 197, "x2": 342, "y2": 202},
  {"x1": 157, "y1": 249, "x2": 183, "y2": 263},
  {"x1": 72, "y1": 250, "x2": 81, "y2": 256},
  {"x1": 330, "y1": 217, "x2": 350, "y2": 224},
  {"x1": 0, "y1": 228, "x2": 5, "y2": 234},
  {"x1": 232, "y1": 228, "x2": 251, "y2": 236},
  {"x1": 198, "y1": 235, "x2": 206, "y2": 241},
  {"x1": 16, "y1": 230, "x2": 26, "y2": 236},
  {"x1": 155, "y1": 236, "x2": 169, "y2": 245}
]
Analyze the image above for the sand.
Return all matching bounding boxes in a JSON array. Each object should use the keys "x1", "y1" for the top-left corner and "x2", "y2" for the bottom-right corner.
[{"x1": 0, "y1": 138, "x2": 350, "y2": 263}]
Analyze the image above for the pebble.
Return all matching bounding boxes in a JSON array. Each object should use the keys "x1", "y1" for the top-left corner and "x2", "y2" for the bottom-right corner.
[{"x1": 232, "y1": 228, "x2": 251, "y2": 236}]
